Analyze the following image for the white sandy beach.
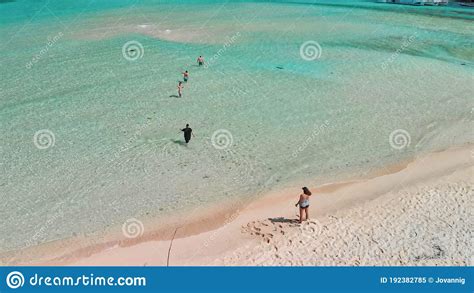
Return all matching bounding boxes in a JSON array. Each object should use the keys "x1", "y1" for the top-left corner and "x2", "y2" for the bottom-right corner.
[
  {"x1": 2, "y1": 0, "x2": 473, "y2": 267},
  {"x1": 224, "y1": 162, "x2": 473, "y2": 266},
  {"x1": 3, "y1": 146, "x2": 469, "y2": 266}
]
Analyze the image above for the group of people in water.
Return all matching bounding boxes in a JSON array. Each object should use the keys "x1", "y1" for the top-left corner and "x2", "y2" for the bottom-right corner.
[
  {"x1": 177, "y1": 56, "x2": 204, "y2": 98},
  {"x1": 176, "y1": 56, "x2": 313, "y2": 223},
  {"x1": 177, "y1": 56, "x2": 204, "y2": 145}
]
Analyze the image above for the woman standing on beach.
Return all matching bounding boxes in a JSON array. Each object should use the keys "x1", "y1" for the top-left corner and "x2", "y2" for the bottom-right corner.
[{"x1": 295, "y1": 187, "x2": 312, "y2": 223}]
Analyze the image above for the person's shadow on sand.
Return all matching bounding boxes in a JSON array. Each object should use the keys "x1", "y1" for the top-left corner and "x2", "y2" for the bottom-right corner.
[
  {"x1": 169, "y1": 95, "x2": 180, "y2": 98},
  {"x1": 268, "y1": 217, "x2": 299, "y2": 224}
]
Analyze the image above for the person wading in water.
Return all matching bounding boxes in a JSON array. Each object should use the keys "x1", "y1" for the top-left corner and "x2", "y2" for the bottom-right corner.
[{"x1": 181, "y1": 124, "x2": 194, "y2": 144}]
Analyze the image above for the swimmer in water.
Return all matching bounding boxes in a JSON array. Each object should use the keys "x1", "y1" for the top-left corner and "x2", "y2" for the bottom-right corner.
[
  {"x1": 182, "y1": 70, "x2": 189, "y2": 82},
  {"x1": 197, "y1": 56, "x2": 204, "y2": 66},
  {"x1": 181, "y1": 124, "x2": 194, "y2": 144},
  {"x1": 177, "y1": 81, "x2": 184, "y2": 97},
  {"x1": 295, "y1": 187, "x2": 312, "y2": 223}
]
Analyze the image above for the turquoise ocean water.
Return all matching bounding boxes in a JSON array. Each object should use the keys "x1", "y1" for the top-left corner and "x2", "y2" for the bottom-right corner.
[{"x1": 0, "y1": 0, "x2": 473, "y2": 253}]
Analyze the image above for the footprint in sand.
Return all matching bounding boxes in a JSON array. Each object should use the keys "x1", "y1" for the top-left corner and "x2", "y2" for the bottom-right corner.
[{"x1": 262, "y1": 233, "x2": 274, "y2": 243}]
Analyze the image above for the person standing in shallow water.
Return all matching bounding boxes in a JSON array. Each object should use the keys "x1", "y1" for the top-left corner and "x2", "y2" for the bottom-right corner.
[
  {"x1": 197, "y1": 56, "x2": 204, "y2": 66},
  {"x1": 295, "y1": 187, "x2": 312, "y2": 223},
  {"x1": 182, "y1": 70, "x2": 189, "y2": 82},
  {"x1": 177, "y1": 81, "x2": 184, "y2": 97},
  {"x1": 181, "y1": 124, "x2": 194, "y2": 144}
]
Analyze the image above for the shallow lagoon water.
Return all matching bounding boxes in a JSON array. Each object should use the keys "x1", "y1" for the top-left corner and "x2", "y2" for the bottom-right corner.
[{"x1": 0, "y1": 0, "x2": 473, "y2": 252}]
